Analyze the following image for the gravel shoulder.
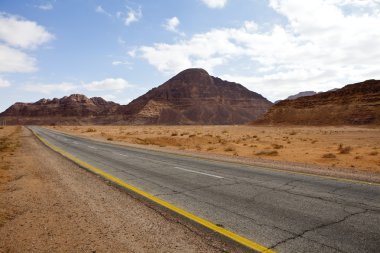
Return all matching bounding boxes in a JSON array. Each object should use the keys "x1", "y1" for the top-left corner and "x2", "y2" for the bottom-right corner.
[{"x1": 0, "y1": 127, "x2": 236, "y2": 253}]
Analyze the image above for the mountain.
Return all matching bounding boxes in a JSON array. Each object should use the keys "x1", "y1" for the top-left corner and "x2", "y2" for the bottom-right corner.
[
  {"x1": 275, "y1": 91, "x2": 317, "y2": 104},
  {"x1": 255, "y1": 79, "x2": 380, "y2": 125},
  {"x1": 119, "y1": 68, "x2": 273, "y2": 124},
  {"x1": 0, "y1": 94, "x2": 120, "y2": 125},
  {"x1": 0, "y1": 69, "x2": 272, "y2": 125}
]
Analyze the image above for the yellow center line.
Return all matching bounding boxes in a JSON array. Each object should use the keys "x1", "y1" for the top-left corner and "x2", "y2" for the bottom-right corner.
[{"x1": 32, "y1": 130, "x2": 276, "y2": 253}]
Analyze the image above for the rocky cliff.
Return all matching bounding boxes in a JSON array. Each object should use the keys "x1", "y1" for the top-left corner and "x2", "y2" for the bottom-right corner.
[
  {"x1": 255, "y1": 79, "x2": 380, "y2": 125},
  {"x1": 0, "y1": 94, "x2": 120, "y2": 125}
]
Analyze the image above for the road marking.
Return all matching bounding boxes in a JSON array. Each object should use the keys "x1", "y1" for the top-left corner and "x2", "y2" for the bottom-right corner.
[
  {"x1": 115, "y1": 153, "x2": 128, "y2": 157},
  {"x1": 174, "y1": 166, "x2": 224, "y2": 179},
  {"x1": 87, "y1": 145, "x2": 97, "y2": 149},
  {"x1": 32, "y1": 130, "x2": 274, "y2": 253}
]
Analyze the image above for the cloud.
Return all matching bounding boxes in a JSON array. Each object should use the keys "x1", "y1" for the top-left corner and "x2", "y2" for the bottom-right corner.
[
  {"x1": 118, "y1": 7, "x2": 142, "y2": 26},
  {"x1": 95, "y1": 5, "x2": 112, "y2": 17},
  {"x1": 201, "y1": 0, "x2": 227, "y2": 8},
  {"x1": 137, "y1": 0, "x2": 380, "y2": 100},
  {"x1": 22, "y1": 82, "x2": 77, "y2": 94},
  {"x1": 0, "y1": 13, "x2": 54, "y2": 49},
  {"x1": 38, "y1": 3, "x2": 53, "y2": 11},
  {"x1": 84, "y1": 78, "x2": 132, "y2": 91},
  {"x1": 0, "y1": 77, "x2": 11, "y2": 88},
  {"x1": 0, "y1": 44, "x2": 37, "y2": 73},
  {"x1": 163, "y1": 17, "x2": 184, "y2": 35}
]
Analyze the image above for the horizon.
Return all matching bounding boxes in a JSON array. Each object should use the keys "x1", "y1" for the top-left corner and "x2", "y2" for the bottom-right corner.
[{"x1": 1, "y1": 0, "x2": 380, "y2": 112}]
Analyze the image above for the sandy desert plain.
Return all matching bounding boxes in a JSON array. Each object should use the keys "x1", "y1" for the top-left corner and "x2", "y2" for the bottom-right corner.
[{"x1": 49, "y1": 125, "x2": 380, "y2": 177}]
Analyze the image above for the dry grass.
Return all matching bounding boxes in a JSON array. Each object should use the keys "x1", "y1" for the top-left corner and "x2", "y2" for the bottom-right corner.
[
  {"x1": 49, "y1": 125, "x2": 380, "y2": 173},
  {"x1": 255, "y1": 150, "x2": 279, "y2": 156}
]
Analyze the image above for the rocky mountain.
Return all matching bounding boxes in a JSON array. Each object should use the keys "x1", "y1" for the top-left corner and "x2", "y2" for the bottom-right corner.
[
  {"x1": 275, "y1": 91, "x2": 317, "y2": 104},
  {"x1": 119, "y1": 68, "x2": 273, "y2": 124},
  {"x1": 255, "y1": 79, "x2": 380, "y2": 125},
  {"x1": 0, "y1": 94, "x2": 120, "y2": 125}
]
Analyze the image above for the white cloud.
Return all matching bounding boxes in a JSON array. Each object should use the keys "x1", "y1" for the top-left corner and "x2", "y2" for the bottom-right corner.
[
  {"x1": 95, "y1": 5, "x2": 111, "y2": 17},
  {"x1": 38, "y1": 3, "x2": 53, "y2": 11},
  {"x1": 0, "y1": 13, "x2": 54, "y2": 49},
  {"x1": 22, "y1": 82, "x2": 77, "y2": 94},
  {"x1": 138, "y1": 0, "x2": 380, "y2": 100},
  {"x1": 201, "y1": 0, "x2": 227, "y2": 8},
  {"x1": 0, "y1": 44, "x2": 37, "y2": 73},
  {"x1": 163, "y1": 17, "x2": 184, "y2": 35},
  {"x1": 119, "y1": 7, "x2": 142, "y2": 26},
  {"x1": 0, "y1": 77, "x2": 11, "y2": 88},
  {"x1": 84, "y1": 78, "x2": 132, "y2": 91}
]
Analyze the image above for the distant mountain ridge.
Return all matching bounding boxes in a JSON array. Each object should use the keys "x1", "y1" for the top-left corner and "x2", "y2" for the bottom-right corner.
[
  {"x1": 0, "y1": 68, "x2": 273, "y2": 125},
  {"x1": 255, "y1": 79, "x2": 380, "y2": 125}
]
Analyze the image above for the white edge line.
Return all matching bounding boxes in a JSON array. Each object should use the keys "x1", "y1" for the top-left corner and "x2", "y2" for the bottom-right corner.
[{"x1": 174, "y1": 166, "x2": 224, "y2": 179}]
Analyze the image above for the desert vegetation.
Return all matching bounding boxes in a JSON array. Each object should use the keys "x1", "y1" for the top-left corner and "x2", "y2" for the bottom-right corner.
[{"x1": 50, "y1": 125, "x2": 380, "y2": 173}]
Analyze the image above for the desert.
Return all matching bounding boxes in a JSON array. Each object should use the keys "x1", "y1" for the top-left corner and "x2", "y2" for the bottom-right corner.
[{"x1": 49, "y1": 125, "x2": 380, "y2": 179}]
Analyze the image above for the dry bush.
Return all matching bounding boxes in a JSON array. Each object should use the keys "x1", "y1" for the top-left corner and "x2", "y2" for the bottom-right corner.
[
  {"x1": 289, "y1": 130, "x2": 297, "y2": 135},
  {"x1": 338, "y1": 144, "x2": 352, "y2": 154},
  {"x1": 171, "y1": 132, "x2": 178, "y2": 136},
  {"x1": 322, "y1": 153, "x2": 336, "y2": 159},
  {"x1": 85, "y1": 128, "x2": 96, "y2": 133},
  {"x1": 0, "y1": 137, "x2": 10, "y2": 152},
  {"x1": 224, "y1": 146, "x2": 236, "y2": 152},
  {"x1": 0, "y1": 127, "x2": 3, "y2": 130},
  {"x1": 207, "y1": 146, "x2": 216, "y2": 151},
  {"x1": 180, "y1": 132, "x2": 189, "y2": 136},
  {"x1": 189, "y1": 134, "x2": 196, "y2": 138},
  {"x1": 255, "y1": 150, "x2": 278, "y2": 156},
  {"x1": 107, "y1": 137, "x2": 114, "y2": 141},
  {"x1": 222, "y1": 130, "x2": 228, "y2": 134},
  {"x1": 369, "y1": 151, "x2": 378, "y2": 156},
  {"x1": 272, "y1": 144, "x2": 284, "y2": 149}
]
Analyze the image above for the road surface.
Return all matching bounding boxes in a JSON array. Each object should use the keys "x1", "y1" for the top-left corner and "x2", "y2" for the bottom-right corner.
[{"x1": 30, "y1": 126, "x2": 380, "y2": 253}]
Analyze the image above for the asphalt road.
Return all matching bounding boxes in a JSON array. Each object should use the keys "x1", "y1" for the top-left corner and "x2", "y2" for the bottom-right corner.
[{"x1": 30, "y1": 126, "x2": 380, "y2": 253}]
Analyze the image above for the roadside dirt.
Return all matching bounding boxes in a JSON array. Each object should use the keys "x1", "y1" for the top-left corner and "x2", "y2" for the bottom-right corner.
[
  {"x1": 0, "y1": 126, "x2": 236, "y2": 253},
  {"x1": 49, "y1": 125, "x2": 380, "y2": 183}
]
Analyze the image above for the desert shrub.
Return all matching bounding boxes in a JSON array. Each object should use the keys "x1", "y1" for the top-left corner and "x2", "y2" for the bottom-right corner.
[
  {"x1": 207, "y1": 146, "x2": 215, "y2": 151},
  {"x1": 107, "y1": 137, "x2": 113, "y2": 141},
  {"x1": 0, "y1": 127, "x2": 3, "y2": 130},
  {"x1": 222, "y1": 130, "x2": 228, "y2": 134},
  {"x1": 171, "y1": 132, "x2": 178, "y2": 136},
  {"x1": 0, "y1": 137, "x2": 10, "y2": 152},
  {"x1": 180, "y1": 132, "x2": 189, "y2": 136},
  {"x1": 369, "y1": 151, "x2": 378, "y2": 156},
  {"x1": 86, "y1": 128, "x2": 96, "y2": 133},
  {"x1": 272, "y1": 144, "x2": 284, "y2": 149},
  {"x1": 255, "y1": 150, "x2": 278, "y2": 156},
  {"x1": 189, "y1": 134, "x2": 196, "y2": 138},
  {"x1": 195, "y1": 145, "x2": 201, "y2": 150},
  {"x1": 338, "y1": 144, "x2": 352, "y2": 154},
  {"x1": 322, "y1": 153, "x2": 336, "y2": 158},
  {"x1": 311, "y1": 140, "x2": 317, "y2": 144},
  {"x1": 289, "y1": 130, "x2": 297, "y2": 135},
  {"x1": 224, "y1": 146, "x2": 236, "y2": 152}
]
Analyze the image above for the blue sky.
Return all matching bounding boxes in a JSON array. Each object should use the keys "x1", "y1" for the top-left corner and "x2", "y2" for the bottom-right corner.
[{"x1": 1, "y1": 0, "x2": 380, "y2": 112}]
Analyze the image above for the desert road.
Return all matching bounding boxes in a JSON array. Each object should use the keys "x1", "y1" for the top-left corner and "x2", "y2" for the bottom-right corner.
[{"x1": 30, "y1": 126, "x2": 380, "y2": 253}]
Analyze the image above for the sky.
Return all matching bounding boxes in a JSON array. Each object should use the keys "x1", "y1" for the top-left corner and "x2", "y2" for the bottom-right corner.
[{"x1": 0, "y1": 0, "x2": 380, "y2": 112}]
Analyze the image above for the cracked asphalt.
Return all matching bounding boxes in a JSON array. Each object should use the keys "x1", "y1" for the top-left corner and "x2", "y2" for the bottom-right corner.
[{"x1": 31, "y1": 126, "x2": 380, "y2": 253}]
